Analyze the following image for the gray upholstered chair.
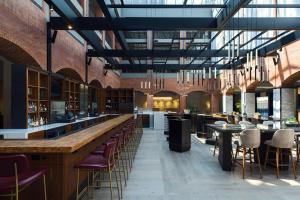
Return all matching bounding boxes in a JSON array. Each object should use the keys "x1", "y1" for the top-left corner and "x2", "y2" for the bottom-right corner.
[
  {"x1": 264, "y1": 129, "x2": 297, "y2": 179},
  {"x1": 233, "y1": 121, "x2": 255, "y2": 161},
  {"x1": 213, "y1": 121, "x2": 227, "y2": 156},
  {"x1": 240, "y1": 129, "x2": 262, "y2": 179}
]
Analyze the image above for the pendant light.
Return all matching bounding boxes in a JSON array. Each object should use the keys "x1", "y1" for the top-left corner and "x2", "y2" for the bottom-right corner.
[
  {"x1": 182, "y1": 70, "x2": 185, "y2": 84},
  {"x1": 192, "y1": 70, "x2": 195, "y2": 85},
  {"x1": 237, "y1": 35, "x2": 240, "y2": 58},
  {"x1": 246, "y1": 53, "x2": 249, "y2": 71},
  {"x1": 177, "y1": 71, "x2": 179, "y2": 83},
  {"x1": 187, "y1": 71, "x2": 190, "y2": 83},
  {"x1": 228, "y1": 42, "x2": 231, "y2": 62},
  {"x1": 141, "y1": 81, "x2": 143, "y2": 89},
  {"x1": 197, "y1": 70, "x2": 200, "y2": 86},
  {"x1": 208, "y1": 67, "x2": 212, "y2": 79},
  {"x1": 232, "y1": 39, "x2": 235, "y2": 60},
  {"x1": 214, "y1": 67, "x2": 217, "y2": 79}
]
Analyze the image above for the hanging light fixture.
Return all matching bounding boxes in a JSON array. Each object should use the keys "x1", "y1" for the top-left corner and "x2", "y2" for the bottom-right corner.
[
  {"x1": 197, "y1": 70, "x2": 200, "y2": 86},
  {"x1": 237, "y1": 35, "x2": 240, "y2": 58},
  {"x1": 192, "y1": 70, "x2": 195, "y2": 85},
  {"x1": 141, "y1": 81, "x2": 143, "y2": 89},
  {"x1": 187, "y1": 70, "x2": 190, "y2": 83},
  {"x1": 177, "y1": 71, "x2": 180, "y2": 83},
  {"x1": 246, "y1": 53, "x2": 249, "y2": 71},
  {"x1": 214, "y1": 67, "x2": 217, "y2": 79},
  {"x1": 232, "y1": 39, "x2": 235, "y2": 60},
  {"x1": 228, "y1": 42, "x2": 231, "y2": 63},
  {"x1": 208, "y1": 67, "x2": 212, "y2": 79}
]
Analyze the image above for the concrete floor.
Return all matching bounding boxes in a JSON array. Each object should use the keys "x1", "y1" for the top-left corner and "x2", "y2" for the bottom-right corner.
[{"x1": 93, "y1": 128, "x2": 300, "y2": 200}]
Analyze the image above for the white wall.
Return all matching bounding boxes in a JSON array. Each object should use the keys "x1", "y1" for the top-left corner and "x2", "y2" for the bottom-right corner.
[{"x1": 222, "y1": 95, "x2": 233, "y2": 114}]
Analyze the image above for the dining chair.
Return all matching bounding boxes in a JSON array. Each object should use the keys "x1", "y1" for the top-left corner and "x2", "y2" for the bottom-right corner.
[
  {"x1": 239, "y1": 129, "x2": 262, "y2": 179},
  {"x1": 0, "y1": 154, "x2": 48, "y2": 200},
  {"x1": 213, "y1": 121, "x2": 227, "y2": 156},
  {"x1": 264, "y1": 129, "x2": 297, "y2": 179},
  {"x1": 233, "y1": 121, "x2": 255, "y2": 161}
]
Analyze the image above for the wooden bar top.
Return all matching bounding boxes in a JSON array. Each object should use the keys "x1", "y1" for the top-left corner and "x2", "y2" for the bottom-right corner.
[{"x1": 0, "y1": 114, "x2": 133, "y2": 153}]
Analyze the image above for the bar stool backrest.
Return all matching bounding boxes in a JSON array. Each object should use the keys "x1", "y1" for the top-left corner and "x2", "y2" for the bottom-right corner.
[
  {"x1": 104, "y1": 140, "x2": 117, "y2": 166},
  {"x1": 214, "y1": 121, "x2": 227, "y2": 125},
  {"x1": 0, "y1": 154, "x2": 29, "y2": 177},
  {"x1": 240, "y1": 129, "x2": 260, "y2": 148},
  {"x1": 272, "y1": 129, "x2": 294, "y2": 148}
]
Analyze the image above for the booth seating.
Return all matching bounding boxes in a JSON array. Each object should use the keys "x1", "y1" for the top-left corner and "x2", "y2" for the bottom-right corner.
[
  {"x1": 0, "y1": 154, "x2": 48, "y2": 200},
  {"x1": 74, "y1": 117, "x2": 143, "y2": 200}
]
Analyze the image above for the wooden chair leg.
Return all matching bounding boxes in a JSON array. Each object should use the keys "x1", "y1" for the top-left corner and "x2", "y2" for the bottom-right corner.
[
  {"x1": 276, "y1": 148, "x2": 280, "y2": 179},
  {"x1": 234, "y1": 146, "x2": 239, "y2": 161},
  {"x1": 242, "y1": 147, "x2": 246, "y2": 179},
  {"x1": 290, "y1": 148, "x2": 297, "y2": 179},
  {"x1": 264, "y1": 145, "x2": 270, "y2": 169},
  {"x1": 249, "y1": 148, "x2": 253, "y2": 175},
  {"x1": 256, "y1": 148, "x2": 263, "y2": 179}
]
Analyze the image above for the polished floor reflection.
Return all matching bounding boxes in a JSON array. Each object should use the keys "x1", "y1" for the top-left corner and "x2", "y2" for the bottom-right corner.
[{"x1": 93, "y1": 129, "x2": 300, "y2": 200}]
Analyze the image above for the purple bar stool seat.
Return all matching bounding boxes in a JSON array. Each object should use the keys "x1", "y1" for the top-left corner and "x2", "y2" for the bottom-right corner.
[
  {"x1": 74, "y1": 140, "x2": 121, "y2": 200},
  {"x1": 0, "y1": 154, "x2": 48, "y2": 200}
]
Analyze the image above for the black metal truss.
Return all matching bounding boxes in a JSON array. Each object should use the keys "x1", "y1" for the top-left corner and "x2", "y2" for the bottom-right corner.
[
  {"x1": 107, "y1": 4, "x2": 300, "y2": 9},
  {"x1": 50, "y1": 17, "x2": 300, "y2": 31},
  {"x1": 44, "y1": 0, "x2": 117, "y2": 65},
  {"x1": 86, "y1": 49, "x2": 250, "y2": 58}
]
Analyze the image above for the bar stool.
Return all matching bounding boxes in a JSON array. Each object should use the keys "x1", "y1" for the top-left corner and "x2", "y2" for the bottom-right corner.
[
  {"x1": 239, "y1": 129, "x2": 262, "y2": 179},
  {"x1": 234, "y1": 121, "x2": 256, "y2": 161},
  {"x1": 74, "y1": 139, "x2": 121, "y2": 200},
  {"x1": 213, "y1": 121, "x2": 227, "y2": 156},
  {"x1": 264, "y1": 129, "x2": 297, "y2": 179},
  {"x1": 0, "y1": 154, "x2": 48, "y2": 200},
  {"x1": 92, "y1": 133, "x2": 127, "y2": 198}
]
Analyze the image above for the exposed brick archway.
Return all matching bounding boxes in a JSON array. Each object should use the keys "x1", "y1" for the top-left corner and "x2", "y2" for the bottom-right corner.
[
  {"x1": 0, "y1": 37, "x2": 41, "y2": 68},
  {"x1": 56, "y1": 68, "x2": 84, "y2": 82}
]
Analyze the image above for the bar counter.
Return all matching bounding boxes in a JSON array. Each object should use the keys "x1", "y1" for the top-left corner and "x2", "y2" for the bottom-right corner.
[{"x1": 0, "y1": 114, "x2": 133, "y2": 200}]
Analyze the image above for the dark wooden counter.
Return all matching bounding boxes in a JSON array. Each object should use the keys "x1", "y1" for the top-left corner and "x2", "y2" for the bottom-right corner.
[{"x1": 0, "y1": 114, "x2": 133, "y2": 200}]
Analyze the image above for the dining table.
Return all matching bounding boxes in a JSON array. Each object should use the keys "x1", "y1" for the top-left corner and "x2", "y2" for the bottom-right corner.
[{"x1": 206, "y1": 123, "x2": 300, "y2": 171}]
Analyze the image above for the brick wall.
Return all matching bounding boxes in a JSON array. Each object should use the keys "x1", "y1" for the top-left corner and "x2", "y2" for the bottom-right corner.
[{"x1": 0, "y1": 0, "x2": 120, "y2": 87}]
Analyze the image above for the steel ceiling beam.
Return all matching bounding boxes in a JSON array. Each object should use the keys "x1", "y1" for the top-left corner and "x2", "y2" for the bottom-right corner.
[
  {"x1": 107, "y1": 4, "x2": 300, "y2": 9},
  {"x1": 105, "y1": 64, "x2": 225, "y2": 72},
  {"x1": 217, "y1": 0, "x2": 252, "y2": 28},
  {"x1": 87, "y1": 49, "x2": 250, "y2": 58},
  {"x1": 50, "y1": 17, "x2": 300, "y2": 31},
  {"x1": 94, "y1": 0, "x2": 134, "y2": 64},
  {"x1": 44, "y1": 0, "x2": 117, "y2": 65}
]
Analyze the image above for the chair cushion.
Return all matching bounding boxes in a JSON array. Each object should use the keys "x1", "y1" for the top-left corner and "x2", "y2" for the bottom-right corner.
[
  {"x1": 74, "y1": 155, "x2": 110, "y2": 170},
  {"x1": 0, "y1": 168, "x2": 47, "y2": 193}
]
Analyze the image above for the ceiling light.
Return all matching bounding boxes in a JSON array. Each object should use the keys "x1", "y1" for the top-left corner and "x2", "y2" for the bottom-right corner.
[{"x1": 68, "y1": 25, "x2": 73, "y2": 29}]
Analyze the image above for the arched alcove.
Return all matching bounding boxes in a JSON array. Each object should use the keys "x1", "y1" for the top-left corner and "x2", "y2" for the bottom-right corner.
[
  {"x1": 56, "y1": 68, "x2": 84, "y2": 83},
  {"x1": 186, "y1": 91, "x2": 211, "y2": 114},
  {"x1": 135, "y1": 91, "x2": 147, "y2": 109},
  {"x1": 153, "y1": 91, "x2": 180, "y2": 112}
]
